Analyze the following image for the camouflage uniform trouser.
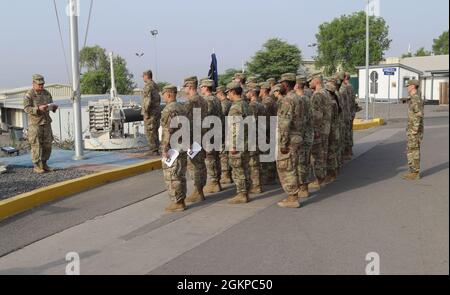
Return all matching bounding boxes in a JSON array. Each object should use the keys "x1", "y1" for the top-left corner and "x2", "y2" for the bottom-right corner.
[
  {"x1": 248, "y1": 151, "x2": 261, "y2": 189},
  {"x1": 144, "y1": 114, "x2": 160, "y2": 153},
  {"x1": 163, "y1": 154, "x2": 187, "y2": 202},
  {"x1": 311, "y1": 134, "x2": 329, "y2": 180},
  {"x1": 205, "y1": 151, "x2": 221, "y2": 183},
  {"x1": 260, "y1": 150, "x2": 278, "y2": 183},
  {"x1": 327, "y1": 124, "x2": 340, "y2": 172},
  {"x1": 298, "y1": 145, "x2": 312, "y2": 185},
  {"x1": 220, "y1": 148, "x2": 231, "y2": 176},
  {"x1": 277, "y1": 148, "x2": 300, "y2": 196},
  {"x1": 407, "y1": 133, "x2": 422, "y2": 173},
  {"x1": 28, "y1": 124, "x2": 53, "y2": 165},
  {"x1": 187, "y1": 150, "x2": 207, "y2": 188},
  {"x1": 229, "y1": 152, "x2": 249, "y2": 193}
]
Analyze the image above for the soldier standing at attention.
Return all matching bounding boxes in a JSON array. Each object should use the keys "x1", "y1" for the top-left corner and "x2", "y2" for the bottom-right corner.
[
  {"x1": 343, "y1": 72, "x2": 357, "y2": 159},
  {"x1": 184, "y1": 76, "x2": 208, "y2": 203},
  {"x1": 259, "y1": 82, "x2": 278, "y2": 185},
  {"x1": 295, "y1": 75, "x2": 314, "y2": 198},
  {"x1": 24, "y1": 74, "x2": 59, "y2": 174},
  {"x1": 160, "y1": 85, "x2": 188, "y2": 213},
  {"x1": 403, "y1": 79, "x2": 424, "y2": 180},
  {"x1": 216, "y1": 86, "x2": 233, "y2": 185},
  {"x1": 308, "y1": 72, "x2": 331, "y2": 190},
  {"x1": 200, "y1": 79, "x2": 224, "y2": 193},
  {"x1": 247, "y1": 86, "x2": 266, "y2": 194},
  {"x1": 141, "y1": 70, "x2": 161, "y2": 156},
  {"x1": 226, "y1": 82, "x2": 251, "y2": 204},
  {"x1": 276, "y1": 73, "x2": 303, "y2": 209}
]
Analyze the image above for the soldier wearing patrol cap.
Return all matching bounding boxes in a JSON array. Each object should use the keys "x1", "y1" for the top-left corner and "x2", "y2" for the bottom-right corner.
[
  {"x1": 215, "y1": 85, "x2": 233, "y2": 184},
  {"x1": 295, "y1": 75, "x2": 314, "y2": 198},
  {"x1": 403, "y1": 79, "x2": 424, "y2": 180},
  {"x1": 141, "y1": 70, "x2": 161, "y2": 156},
  {"x1": 276, "y1": 73, "x2": 304, "y2": 208},
  {"x1": 183, "y1": 76, "x2": 208, "y2": 203},
  {"x1": 24, "y1": 74, "x2": 59, "y2": 174},
  {"x1": 308, "y1": 71, "x2": 332, "y2": 190},
  {"x1": 226, "y1": 81, "x2": 251, "y2": 204},
  {"x1": 160, "y1": 85, "x2": 188, "y2": 213},
  {"x1": 266, "y1": 78, "x2": 276, "y2": 89},
  {"x1": 200, "y1": 79, "x2": 224, "y2": 193}
]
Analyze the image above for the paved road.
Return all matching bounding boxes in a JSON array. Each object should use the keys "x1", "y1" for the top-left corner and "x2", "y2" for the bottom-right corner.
[{"x1": 0, "y1": 115, "x2": 448, "y2": 275}]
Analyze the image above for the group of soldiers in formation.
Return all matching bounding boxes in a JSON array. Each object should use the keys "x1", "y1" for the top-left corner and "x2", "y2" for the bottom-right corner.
[{"x1": 141, "y1": 70, "x2": 362, "y2": 213}]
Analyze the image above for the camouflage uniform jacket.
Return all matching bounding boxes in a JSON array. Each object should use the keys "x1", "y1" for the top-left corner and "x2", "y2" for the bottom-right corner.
[
  {"x1": 311, "y1": 88, "x2": 332, "y2": 138},
  {"x1": 407, "y1": 93, "x2": 424, "y2": 139},
  {"x1": 23, "y1": 89, "x2": 53, "y2": 126},
  {"x1": 185, "y1": 93, "x2": 209, "y2": 144},
  {"x1": 228, "y1": 97, "x2": 249, "y2": 151},
  {"x1": 277, "y1": 90, "x2": 303, "y2": 150},
  {"x1": 141, "y1": 80, "x2": 161, "y2": 116},
  {"x1": 299, "y1": 94, "x2": 314, "y2": 147},
  {"x1": 160, "y1": 101, "x2": 187, "y2": 154},
  {"x1": 221, "y1": 98, "x2": 233, "y2": 117}
]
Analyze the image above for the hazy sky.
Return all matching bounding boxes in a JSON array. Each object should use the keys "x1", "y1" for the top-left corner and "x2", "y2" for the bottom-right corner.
[{"x1": 0, "y1": 0, "x2": 448, "y2": 89}]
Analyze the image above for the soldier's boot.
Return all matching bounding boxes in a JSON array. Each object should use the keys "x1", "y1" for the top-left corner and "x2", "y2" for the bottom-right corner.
[
  {"x1": 165, "y1": 200, "x2": 186, "y2": 213},
  {"x1": 185, "y1": 187, "x2": 206, "y2": 203},
  {"x1": 344, "y1": 148, "x2": 353, "y2": 161},
  {"x1": 277, "y1": 194, "x2": 301, "y2": 209},
  {"x1": 228, "y1": 192, "x2": 249, "y2": 204},
  {"x1": 402, "y1": 172, "x2": 420, "y2": 181},
  {"x1": 249, "y1": 185, "x2": 263, "y2": 194},
  {"x1": 42, "y1": 161, "x2": 55, "y2": 172},
  {"x1": 298, "y1": 184, "x2": 310, "y2": 199},
  {"x1": 203, "y1": 181, "x2": 222, "y2": 194},
  {"x1": 33, "y1": 163, "x2": 45, "y2": 174},
  {"x1": 324, "y1": 170, "x2": 337, "y2": 185},
  {"x1": 220, "y1": 172, "x2": 233, "y2": 185},
  {"x1": 308, "y1": 179, "x2": 322, "y2": 190}
]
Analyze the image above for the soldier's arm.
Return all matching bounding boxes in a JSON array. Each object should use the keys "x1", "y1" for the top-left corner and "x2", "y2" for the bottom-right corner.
[
  {"x1": 228, "y1": 105, "x2": 242, "y2": 151},
  {"x1": 23, "y1": 93, "x2": 39, "y2": 115},
  {"x1": 160, "y1": 109, "x2": 171, "y2": 154},
  {"x1": 277, "y1": 100, "x2": 293, "y2": 150}
]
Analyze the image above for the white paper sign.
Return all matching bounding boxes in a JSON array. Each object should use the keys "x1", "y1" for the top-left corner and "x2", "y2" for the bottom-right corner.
[
  {"x1": 187, "y1": 142, "x2": 202, "y2": 159},
  {"x1": 163, "y1": 149, "x2": 179, "y2": 167}
]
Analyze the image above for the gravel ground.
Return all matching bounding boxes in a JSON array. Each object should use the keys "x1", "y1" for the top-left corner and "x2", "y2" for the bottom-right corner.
[{"x1": 0, "y1": 166, "x2": 93, "y2": 200}]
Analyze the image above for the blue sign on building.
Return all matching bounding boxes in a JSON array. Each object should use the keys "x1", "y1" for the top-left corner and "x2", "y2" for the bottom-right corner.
[{"x1": 383, "y1": 68, "x2": 397, "y2": 76}]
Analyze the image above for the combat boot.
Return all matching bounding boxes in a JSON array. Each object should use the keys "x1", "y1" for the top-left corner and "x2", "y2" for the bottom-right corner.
[
  {"x1": 220, "y1": 172, "x2": 233, "y2": 185},
  {"x1": 42, "y1": 161, "x2": 55, "y2": 172},
  {"x1": 203, "y1": 181, "x2": 222, "y2": 194},
  {"x1": 402, "y1": 172, "x2": 420, "y2": 181},
  {"x1": 33, "y1": 163, "x2": 45, "y2": 174},
  {"x1": 298, "y1": 184, "x2": 309, "y2": 199},
  {"x1": 323, "y1": 170, "x2": 337, "y2": 185},
  {"x1": 228, "y1": 192, "x2": 249, "y2": 204},
  {"x1": 308, "y1": 179, "x2": 322, "y2": 190},
  {"x1": 185, "y1": 187, "x2": 206, "y2": 203},
  {"x1": 249, "y1": 186, "x2": 263, "y2": 194},
  {"x1": 165, "y1": 200, "x2": 186, "y2": 213},
  {"x1": 277, "y1": 194, "x2": 301, "y2": 208}
]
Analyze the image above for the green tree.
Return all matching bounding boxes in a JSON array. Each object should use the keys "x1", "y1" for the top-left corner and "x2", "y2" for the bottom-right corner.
[
  {"x1": 80, "y1": 46, "x2": 136, "y2": 95},
  {"x1": 218, "y1": 68, "x2": 241, "y2": 86},
  {"x1": 433, "y1": 30, "x2": 449, "y2": 55},
  {"x1": 156, "y1": 81, "x2": 170, "y2": 90},
  {"x1": 315, "y1": 11, "x2": 391, "y2": 75},
  {"x1": 401, "y1": 47, "x2": 432, "y2": 58},
  {"x1": 245, "y1": 38, "x2": 302, "y2": 81}
]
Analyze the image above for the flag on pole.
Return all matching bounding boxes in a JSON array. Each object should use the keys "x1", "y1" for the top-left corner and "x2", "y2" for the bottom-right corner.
[
  {"x1": 208, "y1": 53, "x2": 219, "y2": 88},
  {"x1": 366, "y1": 0, "x2": 380, "y2": 17}
]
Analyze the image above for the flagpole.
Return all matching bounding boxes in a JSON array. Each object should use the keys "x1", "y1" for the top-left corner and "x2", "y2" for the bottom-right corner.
[{"x1": 365, "y1": 0, "x2": 370, "y2": 121}]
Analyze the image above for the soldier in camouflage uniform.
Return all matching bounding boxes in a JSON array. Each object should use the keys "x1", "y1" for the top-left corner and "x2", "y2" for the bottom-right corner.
[
  {"x1": 343, "y1": 72, "x2": 358, "y2": 159},
  {"x1": 336, "y1": 72, "x2": 352, "y2": 163},
  {"x1": 295, "y1": 75, "x2": 314, "y2": 198},
  {"x1": 308, "y1": 72, "x2": 331, "y2": 190},
  {"x1": 160, "y1": 85, "x2": 188, "y2": 213},
  {"x1": 184, "y1": 76, "x2": 208, "y2": 203},
  {"x1": 141, "y1": 70, "x2": 161, "y2": 156},
  {"x1": 403, "y1": 79, "x2": 424, "y2": 180},
  {"x1": 200, "y1": 79, "x2": 224, "y2": 193},
  {"x1": 276, "y1": 73, "x2": 304, "y2": 208},
  {"x1": 266, "y1": 78, "x2": 276, "y2": 89},
  {"x1": 24, "y1": 74, "x2": 59, "y2": 174},
  {"x1": 216, "y1": 86, "x2": 233, "y2": 185},
  {"x1": 324, "y1": 78, "x2": 342, "y2": 184},
  {"x1": 247, "y1": 86, "x2": 266, "y2": 194},
  {"x1": 226, "y1": 82, "x2": 251, "y2": 204},
  {"x1": 259, "y1": 82, "x2": 278, "y2": 185}
]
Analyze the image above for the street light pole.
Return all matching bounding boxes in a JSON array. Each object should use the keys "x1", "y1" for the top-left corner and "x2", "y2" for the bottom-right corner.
[
  {"x1": 365, "y1": 0, "x2": 370, "y2": 121},
  {"x1": 150, "y1": 29, "x2": 159, "y2": 79},
  {"x1": 69, "y1": 0, "x2": 84, "y2": 160}
]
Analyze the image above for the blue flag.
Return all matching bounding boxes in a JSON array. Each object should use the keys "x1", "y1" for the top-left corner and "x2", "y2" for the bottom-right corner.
[{"x1": 208, "y1": 53, "x2": 218, "y2": 88}]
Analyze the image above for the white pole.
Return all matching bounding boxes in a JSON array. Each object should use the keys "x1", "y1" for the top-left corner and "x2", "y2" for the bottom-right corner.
[
  {"x1": 109, "y1": 52, "x2": 117, "y2": 99},
  {"x1": 69, "y1": 0, "x2": 84, "y2": 160},
  {"x1": 365, "y1": 0, "x2": 370, "y2": 121}
]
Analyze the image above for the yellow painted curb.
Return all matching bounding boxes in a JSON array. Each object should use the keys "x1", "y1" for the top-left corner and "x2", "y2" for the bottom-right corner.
[
  {"x1": 353, "y1": 118, "x2": 385, "y2": 131},
  {"x1": 0, "y1": 159, "x2": 162, "y2": 221}
]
